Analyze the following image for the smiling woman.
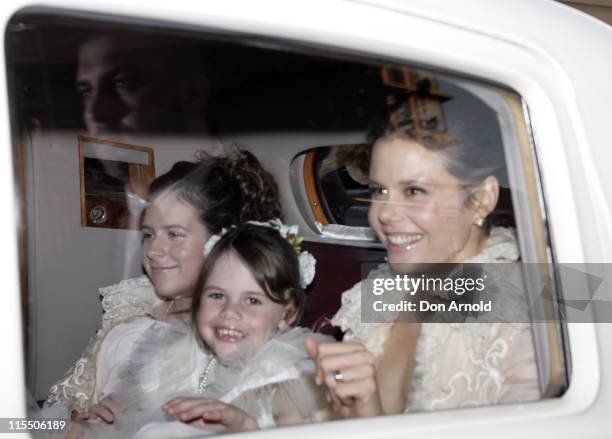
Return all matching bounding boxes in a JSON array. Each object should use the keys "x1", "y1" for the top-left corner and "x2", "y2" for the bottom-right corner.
[
  {"x1": 141, "y1": 191, "x2": 209, "y2": 301},
  {"x1": 368, "y1": 136, "x2": 499, "y2": 272},
  {"x1": 307, "y1": 96, "x2": 540, "y2": 417}
]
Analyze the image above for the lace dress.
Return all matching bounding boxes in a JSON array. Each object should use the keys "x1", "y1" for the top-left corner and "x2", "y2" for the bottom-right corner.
[
  {"x1": 90, "y1": 322, "x2": 332, "y2": 438},
  {"x1": 44, "y1": 276, "x2": 163, "y2": 411},
  {"x1": 331, "y1": 227, "x2": 541, "y2": 411}
]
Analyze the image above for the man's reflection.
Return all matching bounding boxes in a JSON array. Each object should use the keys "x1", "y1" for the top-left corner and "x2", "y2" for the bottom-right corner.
[{"x1": 76, "y1": 31, "x2": 210, "y2": 138}]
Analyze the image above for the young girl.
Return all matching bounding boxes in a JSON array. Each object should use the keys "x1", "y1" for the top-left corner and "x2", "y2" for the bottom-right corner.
[{"x1": 91, "y1": 222, "x2": 330, "y2": 438}]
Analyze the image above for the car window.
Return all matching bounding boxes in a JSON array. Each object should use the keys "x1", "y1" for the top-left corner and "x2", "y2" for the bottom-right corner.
[{"x1": 6, "y1": 9, "x2": 567, "y2": 433}]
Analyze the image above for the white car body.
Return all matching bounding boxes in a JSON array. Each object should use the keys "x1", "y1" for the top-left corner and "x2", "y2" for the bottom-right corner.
[{"x1": 1, "y1": 0, "x2": 611, "y2": 437}]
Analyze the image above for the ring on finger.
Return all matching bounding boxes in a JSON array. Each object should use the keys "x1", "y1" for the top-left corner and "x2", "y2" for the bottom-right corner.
[{"x1": 333, "y1": 370, "x2": 344, "y2": 382}]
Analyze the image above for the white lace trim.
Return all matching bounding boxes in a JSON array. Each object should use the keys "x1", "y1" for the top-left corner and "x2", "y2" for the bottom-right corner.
[
  {"x1": 465, "y1": 227, "x2": 519, "y2": 263},
  {"x1": 100, "y1": 276, "x2": 162, "y2": 329},
  {"x1": 45, "y1": 276, "x2": 161, "y2": 410},
  {"x1": 406, "y1": 323, "x2": 444, "y2": 410},
  {"x1": 430, "y1": 336, "x2": 507, "y2": 409},
  {"x1": 44, "y1": 336, "x2": 99, "y2": 410},
  {"x1": 408, "y1": 323, "x2": 520, "y2": 410},
  {"x1": 330, "y1": 276, "x2": 391, "y2": 359}
]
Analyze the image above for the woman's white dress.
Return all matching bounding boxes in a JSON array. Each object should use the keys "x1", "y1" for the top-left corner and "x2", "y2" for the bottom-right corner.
[
  {"x1": 44, "y1": 276, "x2": 162, "y2": 410},
  {"x1": 331, "y1": 227, "x2": 541, "y2": 411}
]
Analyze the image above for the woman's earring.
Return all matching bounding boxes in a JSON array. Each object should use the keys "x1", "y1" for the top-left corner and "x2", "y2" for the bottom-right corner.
[{"x1": 474, "y1": 217, "x2": 485, "y2": 228}]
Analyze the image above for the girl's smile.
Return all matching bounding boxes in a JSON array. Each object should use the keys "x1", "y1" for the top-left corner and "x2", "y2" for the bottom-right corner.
[
  {"x1": 197, "y1": 250, "x2": 294, "y2": 360},
  {"x1": 214, "y1": 327, "x2": 246, "y2": 341}
]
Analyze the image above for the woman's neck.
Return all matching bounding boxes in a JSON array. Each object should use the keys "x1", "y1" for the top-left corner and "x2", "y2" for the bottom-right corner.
[
  {"x1": 453, "y1": 227, "x2": 488, "y2": 263},
  {"x1": 154, "y1": 296, "x2": 193, "y2": 321}
]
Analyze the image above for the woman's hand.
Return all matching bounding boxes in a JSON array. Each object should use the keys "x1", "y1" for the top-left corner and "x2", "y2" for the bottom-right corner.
[
  {"x1": 164, "y1": 397, "x2": 258, "y2": 433},
  {"x1": 73, "y1": 395, "x2": 121, "y2": 424},
  {"x1": 305, "y1": 338, "x2": 383, "y2": 418}
]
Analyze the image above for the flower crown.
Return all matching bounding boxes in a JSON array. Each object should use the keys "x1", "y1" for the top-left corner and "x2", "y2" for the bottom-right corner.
[{"x1": 203, "y1": 218, "x2": 316, "y2": 289}]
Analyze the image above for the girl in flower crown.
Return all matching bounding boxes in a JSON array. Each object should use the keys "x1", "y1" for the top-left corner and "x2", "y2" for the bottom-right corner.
[{"x1": 88, "y1": 221, "x2": 331, "y2": 438}]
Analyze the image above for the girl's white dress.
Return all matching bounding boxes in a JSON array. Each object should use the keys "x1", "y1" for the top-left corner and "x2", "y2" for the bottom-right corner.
[
  {"x1": 90, "y1": 322, "x2": 331, "y2": 438},
  {"x1": 331, "y1": 227, "x2": 541, "y2": 411}
]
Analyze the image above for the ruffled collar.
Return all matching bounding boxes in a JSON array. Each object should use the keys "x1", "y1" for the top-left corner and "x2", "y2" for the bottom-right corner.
[
  {"x1": 202, "y1": 327, "x2": 329, "y2": 402},
  {"x1": 463, "y1": 227, "x2": 519, "y2": 263},
  {"x1": 110, "y1": 322, "x2": 330, "y2": 435},
  {"x1": 330, "y1": 227, "x2": 520, "y2": 357},
  {"x1": 122, "y1": 321, "x2": 328, "y2": 407},
  {"x1": 99, "y1": 276, "x2": 164, "y2": 329}
]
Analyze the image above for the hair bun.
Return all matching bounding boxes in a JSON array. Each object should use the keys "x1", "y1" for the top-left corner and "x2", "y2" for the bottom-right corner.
[{"x1": 225, "y1": 149, "x2": 283, "y2": 222}]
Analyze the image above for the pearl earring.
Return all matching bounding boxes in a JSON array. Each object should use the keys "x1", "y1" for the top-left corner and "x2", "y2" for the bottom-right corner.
[{"x1": 474, "y1": 217, "x2": 485, "y2": 228}]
